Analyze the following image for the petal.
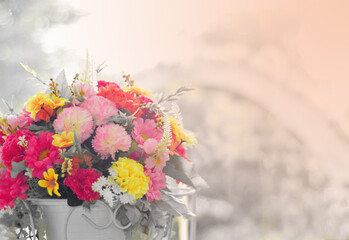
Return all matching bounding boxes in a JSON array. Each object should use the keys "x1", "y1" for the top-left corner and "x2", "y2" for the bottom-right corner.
[
  {"x1": 43, "y1": 171, "x2": 49, "y2": 180},
  {"x1": 47, "y1": 187, "x2": 53, "y2": 196},
  {"x1": 47, "y1": 168, "x2": 54, "y2": 176},
  {"x1": 38, "y1": 180, "x2": 48, "y2": 188},
  {"x1": 54, "y1": 187, "x2": 61, "y2": 197},
  {"x1": 142, "y1": 138, "x2": 158, "y2": 154}
]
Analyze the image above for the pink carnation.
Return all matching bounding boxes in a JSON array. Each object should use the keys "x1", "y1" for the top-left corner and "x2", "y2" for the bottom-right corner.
[
  {"x1": 81, "y1": 96, "x2": 118, "y2": 125},
  {"x1": 1, "y1": 129, "x2": 35, "y2": 169},
  {"x1": 53, "y1": 106, "x2": 94, "y2": 142},
  {"x1": 64, "y1": 169, "x2": 101, "y2": 202},
  {"x1": 72, "y1": 82, "x2": 97, "y2": 105},
  {"x1": 0, "y1": 170, "x2": 29, "y2": 209},
  {"x1": 24, "y1": 131, "x2": 63, "y2": 179},
  {"x1": 144, "y1": 168, "x2": 166, "y2": 202},
  {"x1": 92, "y1": 124, "x2": 131, "y2": 159},
  {"x1": 131, "y1": 118, "x2": 163, "y2": 145},
  {"x1": 73, "y1": 82, "x2": 96, "y2": 99}
]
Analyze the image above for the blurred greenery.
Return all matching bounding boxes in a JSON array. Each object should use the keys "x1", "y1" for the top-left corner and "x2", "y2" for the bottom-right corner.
[{"x1": 0, "y1": 0, "x2": 78, "y2": 113}]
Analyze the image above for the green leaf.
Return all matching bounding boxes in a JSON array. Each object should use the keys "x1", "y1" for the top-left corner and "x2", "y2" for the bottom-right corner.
[
  {"x1": 20, "y1": 63, "x2": 37, "y2": 77},
  {"x1": 56, "y1": 107, "x2": 63, "y2": 115}
]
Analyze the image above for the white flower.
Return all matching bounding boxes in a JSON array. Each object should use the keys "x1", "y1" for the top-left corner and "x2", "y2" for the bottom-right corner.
[
  {"x1": 17, "y1": 135, "x2": 28, "y2": 147},
  {"x1": 119, "y1": 193, "x2": 134, "y2": 204},
  {"x1": 108, "y1": 167, "x2": 118, "y2": 178}
]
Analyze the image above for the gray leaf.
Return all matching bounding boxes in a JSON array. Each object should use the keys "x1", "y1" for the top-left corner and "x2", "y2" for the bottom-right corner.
[
  {"x1": 73, "y1": 130, "x2": 82, "y2": 157},
  {"x1": 46, "y1": 70, "x2": 72, "y2": 99},
  {"x1": 11, "y1": 161, "x2": 26, "y2": 178},
  {"x1": 155, "y1": 192, "x2": 194, "y2": 218},
  {"x1": 163, "y1": 156, "x2": 208, "y2": 190}
]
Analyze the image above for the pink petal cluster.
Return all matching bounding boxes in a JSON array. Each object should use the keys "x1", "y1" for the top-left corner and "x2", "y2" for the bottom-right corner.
[
  {"x1": 141, "y1": 138, "x2": 169, "y2": 171},
  {"x1": 144, "y1": 148, "x2": 169, "y2": 172},
  {"x1": 6, "y1": 112, "x2": 33, "y2": 131},
  {"x1": 24, "y1": 131, "x2": 63, "y2": 179},
  {"x1": 141, "y1": 138, "x2": 159, "y2": 154},
  {"x1": 81, "y1": 96, "x2": 118, "y2": 125},
  {"x1": 144, "y1": 168, "x2": 166, "y2": 202},
  {"x1": 0, "y1": 170, "x2": 29, "y2": 209},
  {"x1": 64, "y1": 169, "x2": 101, "y2": 202},
  {"x1": 131, "y1": 118, "x2": 163, "y2": 145},
  {"x1": 92, "y1": 124, "x2": 131, "y2": 159},
  {"x1": 1, "y1": 129, "x2": 35, "y2": 169},
  {"x1": 53, "y1": 106, "x2": 94, "y2": 142}
]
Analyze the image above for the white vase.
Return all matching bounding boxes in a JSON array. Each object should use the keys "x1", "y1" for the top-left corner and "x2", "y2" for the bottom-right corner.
[{"x1": 30, "y1": 199, "x2": 127, "y2": 240}]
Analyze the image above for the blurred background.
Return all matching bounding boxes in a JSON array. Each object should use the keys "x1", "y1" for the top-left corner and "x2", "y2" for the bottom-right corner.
[{"x1": 1, "y1": 0, "x2": 349, "y2": 239}]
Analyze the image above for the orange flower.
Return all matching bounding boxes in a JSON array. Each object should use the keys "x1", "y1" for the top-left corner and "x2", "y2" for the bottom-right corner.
[
  {"x1": 70, "y1": 155, "x2": 92, "y2": 175},
  {"x1": 25, "y1": 93, "x2": 49, "y2": 119},
  {"x1": 52, "y1": 131, "x2": 74, "y2": 148},
  {"x1": 38, "y1": 168, "x2": 61, "y2": 197},
  {"x1": 98, "y1": 84, "x2": 143, "y2": 117},
  {"x1": 35, "y1": 104, "x2": 54, "y2": 122},
  {"x1": 168, "y1": 116, "x2": 197, "y2": 161},
  {"x1": 25, "y1": 93, "x2": 69, "y2": 122},
  {"x1": 123, "y1": 85, "x2": 152, "y2": 97},
  {"x1": 169, "y1": 116, "x2": 197, "y2": 147},
  {"x1": 45, "y1": 94, "x2": 69, "y2": 109}
]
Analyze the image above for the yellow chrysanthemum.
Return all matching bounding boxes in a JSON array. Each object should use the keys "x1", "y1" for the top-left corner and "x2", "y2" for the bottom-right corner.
[
  {"x1": 45, "y1": 94, "x2": 69, "y2": 109},
  {"x1": 169, "y1": 116, "x2": 197, "y2": 146},
  {"x1": 25, "y1": 92, "x2": 50, "y2": 119},
  {"x1": 123, "y1": 85, "x2": 152, "y2": 97},
  {"x1": 109, "y1": 157, "x2": 149, "y2": 199},
  {"x1": 52, "y1": 131, "x2": 74, "y2": 148},
  {"x1": 38, "y1": 168, "x2": 61, "y2": 197}
]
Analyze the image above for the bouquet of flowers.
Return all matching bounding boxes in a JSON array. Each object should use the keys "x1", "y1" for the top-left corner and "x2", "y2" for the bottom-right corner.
[{"x1": 0, "y1": 63, "x2": 203, "y2": 239}]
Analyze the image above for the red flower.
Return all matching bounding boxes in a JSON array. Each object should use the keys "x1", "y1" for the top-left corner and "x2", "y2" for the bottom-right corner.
[
  {"x1": 1, "y1": 129, "x2": 35, "y2": 169},
  {"x1": 0, "y1": 170, "x2": 29, "y2": 209},
  {"x1": 35, "y1": 104, "x2": 54, "y2": 122},
  {"x1": 24, "y1": 131, "x2": 63, "y2": 179},
  {"x1": 98, "y1": 84, "x2": 143, "y2": 117},
  {"x1": 64, "y1": 169, "x2": 101, "y2": 202},
  {"x1": 139, "y1": 95, "x2": 153, "y2": 105},
  {"x1": 173, "y1": 144, "x2": 191, "y2": 162},
  {"x1": 97, "y1": 80, "x2": 120, "y2": 89},
  {"x1": 138, "y1": 96, "x2": 158, "y2": 120}
]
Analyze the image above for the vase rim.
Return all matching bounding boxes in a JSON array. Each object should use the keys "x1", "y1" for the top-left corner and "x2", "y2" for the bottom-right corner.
[{"x1": 27, "y1": 198, "x2": 68, "y2": 206}]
